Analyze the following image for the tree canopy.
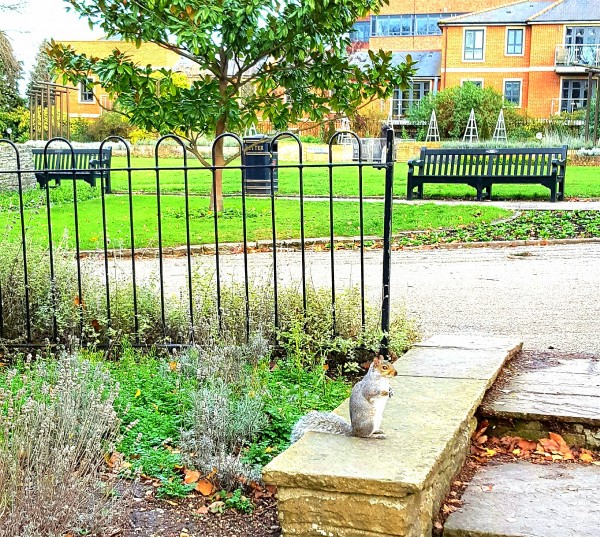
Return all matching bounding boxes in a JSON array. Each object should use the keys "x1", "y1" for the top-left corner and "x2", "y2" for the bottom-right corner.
[
  {"x1": 48, "y1": 0, "x2": 415, "y2": 208},
  {"x1": 0, "y1": 30, "x2": 23, "y2": 112},
  {"x1": 27, "y1": 39, "x2": 52, "y2": 97}
]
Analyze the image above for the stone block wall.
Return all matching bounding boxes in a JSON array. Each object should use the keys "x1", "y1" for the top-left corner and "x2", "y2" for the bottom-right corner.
[{"x1": 0, "y1": 145, "x2": 37, "y2": 192}]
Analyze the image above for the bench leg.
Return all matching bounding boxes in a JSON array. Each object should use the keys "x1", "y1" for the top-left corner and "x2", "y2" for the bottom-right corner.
[
  {"x1": 418, "y1": 184, "x2": 423, "y2": 199},
  {"x1": 484, "y1": 185, "x2": 492, "y2": 200},
  {"x1": 550, "y1": 184, "x2": 557, "y2": 202},
  {"x1": 558, "y1": 180, "x2": 565, "y2": 201}
]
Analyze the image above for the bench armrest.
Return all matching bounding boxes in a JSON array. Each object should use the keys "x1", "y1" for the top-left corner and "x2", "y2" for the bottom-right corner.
[
  {"x1": 407, "y1": 158, "x2": 423, "y2": 165},
  {"x1": 407, "y1": 158, "x2": 423, "y2": 171}
]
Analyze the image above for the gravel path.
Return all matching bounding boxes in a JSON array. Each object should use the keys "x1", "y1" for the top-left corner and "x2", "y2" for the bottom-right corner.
[{"x1": 90, "y1": 242, "x2": 600, "y2": 354}]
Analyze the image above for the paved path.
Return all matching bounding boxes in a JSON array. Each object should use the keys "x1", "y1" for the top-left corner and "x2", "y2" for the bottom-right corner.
[
  {"x1": 279, "y1": 196, "x2": 600, "y2": 211},
  {"x1": 94, "y1": 242, "x2": 600, "y2": 354},
  {"x1": 444, "y1": 461, "x2": 600, "y2": 537}
]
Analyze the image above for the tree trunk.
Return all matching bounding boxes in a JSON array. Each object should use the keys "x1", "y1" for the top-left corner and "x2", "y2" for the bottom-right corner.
[{"x1": 210, "y1": 134, "x2": 225, "y2": 212}]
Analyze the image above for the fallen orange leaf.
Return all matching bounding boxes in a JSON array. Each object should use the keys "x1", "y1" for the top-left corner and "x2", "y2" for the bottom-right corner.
[
  {"x1": 184, "y1": 469, "x2": 201, "y2": 484},
  {"x1": 517, "y1": 439, "x2": 537, "y2": 452},
  {"x1": 196, "y1": 479, "x2": 215, "y2": 496}
]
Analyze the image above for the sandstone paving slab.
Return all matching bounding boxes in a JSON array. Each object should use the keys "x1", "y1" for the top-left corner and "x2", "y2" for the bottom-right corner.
[
  {"x1": 414, "y1": 334, "x2": 523, "y2": 353},
  {"x1": 393, "y1": 345, "x2": 521, "y2": 386},
  {"x1": 444, "y1": 461, "x2": 600, "y2": 537},
  {"x1": 482, "y1": 352, "x2": 600, "y2": 426}
]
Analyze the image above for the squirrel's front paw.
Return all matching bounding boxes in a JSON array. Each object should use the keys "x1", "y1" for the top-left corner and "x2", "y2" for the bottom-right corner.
[{"x1": 380, "y1": 390, "x2": 389, "y2": 397}]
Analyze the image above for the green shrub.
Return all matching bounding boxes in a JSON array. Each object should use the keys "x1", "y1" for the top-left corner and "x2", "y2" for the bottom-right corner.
[
  {"x1": 409, "y1": 83, "x2": 521, "y2": 141},
  {"x1": 0, "y1": 107, "x2": 29, "y2": 142},
  {"x1": 0, "y1": 240, "x2": 418, "y2": 361},
  {"x1": 71, "y1": 111, "x2": 156, "y2": 143}
]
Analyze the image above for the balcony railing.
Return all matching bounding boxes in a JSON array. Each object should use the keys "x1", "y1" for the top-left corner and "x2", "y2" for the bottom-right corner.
[{"x1": 555, "y1": 44, "x2": 600, "y2": 68}]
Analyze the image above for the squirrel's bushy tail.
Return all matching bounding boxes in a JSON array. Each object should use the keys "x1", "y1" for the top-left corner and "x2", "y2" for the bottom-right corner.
[{"x1": 290, "y1": 411, "x2": 352, "y2": 443}]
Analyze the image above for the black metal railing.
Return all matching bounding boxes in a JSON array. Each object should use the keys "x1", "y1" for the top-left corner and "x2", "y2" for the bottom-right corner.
[{"x1": 0, "y1": 130, "x2": 395, "y2": 354}]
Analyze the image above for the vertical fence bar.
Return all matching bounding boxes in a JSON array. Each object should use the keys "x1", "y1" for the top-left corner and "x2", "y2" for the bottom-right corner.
[
  {"x1": 357, "y1": 139, "x2": 366, "y2": 329},
  {"x1": 42, "y1": 149, "x2": 58, "y2": 341},
  {"x1": 269, "y1": 145, "x2": 279, "y2": 329},
  {"x1": 212, "y1": 161, "x2": 223, "y2": 334},
  {"x1": 0, "y1": 141, "x2": 31, "y2": 343},
  {"x1": 99, "y1": 150, "x2": 112, "y2": 337},
  {"x1": 154, "y1": 142, "x2": 166, "y2": 337},
  {"x1": 127, "y1": 150, "x2": 139, "y2": 344},
  {"x1": 240, "y1": 149, "x2": 251, "y2": 342},
  {"x1": 99, "y1": 137, "x2": 130, "y2": 343},
  {"x1": 273, "y1": 133, "x2": 305, "y2": 317},
  {"x1": 327, "y1": 139, "x2": 337, "y2": 335},
  {"x1": 594, "y1": 75, "x2": 600, "y2": 145},
  {"x1": 69, "y1": 146, "x2": 85, "y2": 340},
  {"x1": 298, "y1": 156, "x2": 307, "y2": 315},
  {"x1": 181, "y1": 140, "x2": 194, "y2": 341},
  {"x1": 380, "y1": 128, "x2": 395, "y2": 356},
  {"x1": 15, "y1": 144, "x2": 32, "y2": 342}
]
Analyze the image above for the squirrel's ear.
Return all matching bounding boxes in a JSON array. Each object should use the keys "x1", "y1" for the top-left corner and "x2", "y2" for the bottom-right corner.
[{"x1": 372, "y1": 356, "x2": 381, "y2": 367}]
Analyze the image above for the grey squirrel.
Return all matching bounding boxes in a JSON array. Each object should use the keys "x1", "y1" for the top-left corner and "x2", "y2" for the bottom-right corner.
[{"x1": 290, "y1": 356, "x2": 398, "y2": 442}]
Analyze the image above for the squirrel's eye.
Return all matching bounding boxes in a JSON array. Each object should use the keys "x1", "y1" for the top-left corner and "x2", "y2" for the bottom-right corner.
[{"x1": 382, "y1": 365, "x2": 388, "y2": 369}]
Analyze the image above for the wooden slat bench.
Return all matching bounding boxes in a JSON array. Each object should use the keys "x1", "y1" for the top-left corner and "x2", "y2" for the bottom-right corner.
[
  {"x1": 407, "y1": 146, "x2": 568, "y2": 202},
  {"x1": 32, "y1": 147, "x2": 113, "y2": 193}
]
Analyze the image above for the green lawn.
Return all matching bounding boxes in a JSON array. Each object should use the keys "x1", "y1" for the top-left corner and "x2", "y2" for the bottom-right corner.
[
  {"x1": 0, "y1": 194, "x2": 510, "y2": 250},
  {"x1": 106, "y1": 156, "x2": 600, "y2": 200}
]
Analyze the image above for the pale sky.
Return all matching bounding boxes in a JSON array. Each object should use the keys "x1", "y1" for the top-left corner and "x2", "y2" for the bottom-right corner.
[{"x1": 2, "y1": 0, "x2": 103, "y2": 91}]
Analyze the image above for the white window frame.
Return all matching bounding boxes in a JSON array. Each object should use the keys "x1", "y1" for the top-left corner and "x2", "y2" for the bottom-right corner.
[
  {"x1": 460, "y1": 79, "x2": 485, "y2": 88},
  {"x1": 79, "y1": 78, "x2": 95, "y2": 104},
  {"x1": 463, "y1": 27, "x2": 486, "y2": 62},
  {"x1": 503, "y1": 78, "x2": 523, "y2": 108},
  {"x1": 505, "y1": 27, "x2": 525, "y2": 56}
]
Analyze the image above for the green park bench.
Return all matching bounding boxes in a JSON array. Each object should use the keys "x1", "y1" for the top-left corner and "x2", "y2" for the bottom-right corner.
[
  {"x1": 32, "y1": 147, "x2": 113, "y2": 193},
  {"x1": 407, "y1": 146, "x2": 568, "y2": 202}
]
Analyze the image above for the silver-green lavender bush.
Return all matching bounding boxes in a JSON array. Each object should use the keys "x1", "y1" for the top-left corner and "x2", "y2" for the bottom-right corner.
[{"x1": 0, "y1": 354, "x2": 122, "y2": 536}]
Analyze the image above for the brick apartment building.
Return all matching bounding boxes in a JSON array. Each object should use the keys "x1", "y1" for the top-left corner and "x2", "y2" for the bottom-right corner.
[
  {"x1": 352, "y1": 0, "x2": 600, "y2": 121},
  {"x1": 59, "y1": 0, "x2": 600, "y2": 126},
  {"x1": 58, "y1": 40, "x2": 181, "y2": 119}
]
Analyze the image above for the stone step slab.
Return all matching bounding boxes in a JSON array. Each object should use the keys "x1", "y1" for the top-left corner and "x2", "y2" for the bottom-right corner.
[
  {"x1": 444, "y1": 460, "x2": 600, "y2": 537},
  {"x1": 481, "y1": 350, "x2": 600, "y2": 448},
  {"x1": 263, "y1": 334, "x2": 522, "y2": 537}
]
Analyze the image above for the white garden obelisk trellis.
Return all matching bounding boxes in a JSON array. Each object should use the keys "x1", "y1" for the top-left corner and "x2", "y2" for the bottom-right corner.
[
  {"x1": 492, "y1": 108, "x2": 508, "y2": 142},
  {"x1": 425, "y1": 109, "x2": 440, "y2": 142},
  {"x1": 463, "y1": 108, "x2": 479, "y2": 143}
]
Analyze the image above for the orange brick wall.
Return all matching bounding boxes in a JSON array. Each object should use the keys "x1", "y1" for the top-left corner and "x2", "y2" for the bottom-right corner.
[
  {"x1": 369, "y1": 0, "x2": 530, "y2": 53},
  {"x1": 66, "y1": 83, "x2": 112, "y2": 118},
  {"x1": 370, "y1": 35, "x2": 443, "y2": 52},
  {"x1": 377, "y1": 0, "x2": 520, "y2": 16},
  {"x1": 441, "y1": 22, "x2": 567, "y2": 117}
]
